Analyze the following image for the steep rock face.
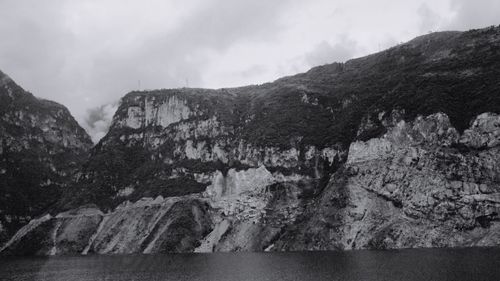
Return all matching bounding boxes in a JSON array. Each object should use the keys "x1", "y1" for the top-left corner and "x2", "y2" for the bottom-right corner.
[
  {"x1": 9, "y1": 109, "x2": 500, "y2": 255},
  {"x1": 5, "y1": 26, "x2": 500, "y2": 255},
  {"x1": 0, "y1": 196, "x2": 212, "y2": 255},
  {"x1": 275, "y1": 112, "x2": 500, "y2": 250},
  {"x1": 0, "y1": 70, "x2": 93, "y2": 245},
  {"x1": 1, "y1": 164, "x2": 315, "y2": 255},
  {"x1": 61, "y1": 89, "x2": 343, "y2": 210},
  {"x1": 200, "y1": 166, "x2": 313, "y2": 252},
  {"x1": 62, "y1": 26, "x2": 500, "y2": 212}
]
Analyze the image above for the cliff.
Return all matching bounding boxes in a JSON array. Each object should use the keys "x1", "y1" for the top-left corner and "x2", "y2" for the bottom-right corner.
[
  {"x1": 3, "y1": 25, "x2": 500, "y2": 255},
  {"x1": 58, "y1": 87, "x2": 343, "y2": 210},
  {"x1": 274, "y1": 111, "x2": 500, "y2": 250},
  {"x1": 60, "y1": 26, "x2": 500, "y2": 212},
  {"x1": 0, "y1": 70, "x2": 93, "y2": 245}
]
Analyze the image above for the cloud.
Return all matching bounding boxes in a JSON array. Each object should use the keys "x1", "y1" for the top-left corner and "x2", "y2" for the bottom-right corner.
[
  {"x1": 417, "y1": 4, "x2": 442, "y2": 33},
  {"x1": 239, "y1": 65, "x2": 268, "y2": 78},
  {"x1": 0, "y1": 0, "x2": 294, "y2": 123},
  {"x1": 83, "y1": 103, "x2": 119, "y2": 143},
  {"x1": 446, "y1": 0, "x2": 500, "y2": 30},
  {"x1": 304, "y1": 36, "x2": 360, "y2": 67},
  {"x1": 0, "y1": 1, "x2": 74, "y2": 100},
  {"x1": 1, "y1": 0, "x2": 499, "y2": 140}
]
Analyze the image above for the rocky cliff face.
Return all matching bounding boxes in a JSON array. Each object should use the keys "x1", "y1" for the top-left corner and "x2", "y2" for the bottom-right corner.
[
  {"x1": 60, "y1": 26, "x2": 500, "y2": 212},
  {"x1": 58, "y1": 88, "x2": 343, "y2": 210},
  {"x1": 3, "y1": 26, "x2": 500, "y2": 255},
  {"x1": 1, "y1": 170, "x2": 315, "y2": 254},
  {"x1": 274, "y1": 111, "x2": 500, "y2": 250},
  {"x1": 5, "y1": 111, "x2": 500, "y2": 255},
  {"x1": 0, "y1": 196, "x2": 212, "y2": 255},
  {"x1": 0, "y1": 70, "x2": 93, "y2": 246}
]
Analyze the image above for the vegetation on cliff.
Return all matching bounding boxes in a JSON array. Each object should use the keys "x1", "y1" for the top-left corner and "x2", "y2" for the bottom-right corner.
[
  {"x1": 60, "y1": 26, "x2": 500, "y2": 211},
  {"x1": 0, "y1": 70, "x2": 93, "y2": 243}
]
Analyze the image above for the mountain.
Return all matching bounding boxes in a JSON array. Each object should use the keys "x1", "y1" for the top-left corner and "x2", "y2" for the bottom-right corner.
[
  {"x1": 0, "y1": 71, "x2": 93, "y2": 245},
  {"x1": 2, "y1": 25, "x2": 500, "y2": 255}
]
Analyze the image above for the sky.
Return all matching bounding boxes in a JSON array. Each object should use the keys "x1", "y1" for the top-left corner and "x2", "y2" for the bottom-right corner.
[{"x1": 1, "y1": 0, "x2": 499, "y2": 142}]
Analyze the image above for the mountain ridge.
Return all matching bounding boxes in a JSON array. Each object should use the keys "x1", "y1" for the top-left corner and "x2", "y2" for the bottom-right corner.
[
  {"x1": 0, "y1": 69, "x2": 93, "y2": 245},
  {"x1": 56, "y1": 25, "x2": 500, "y2": 211},
  {"x1": 3, "y1": 25, "x2": 500, "y2": 254}
]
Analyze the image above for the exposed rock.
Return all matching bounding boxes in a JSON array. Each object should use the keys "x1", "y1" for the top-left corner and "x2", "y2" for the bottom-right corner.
[
  {"x1": 118, "y1": 94, "x2": 194, "y2": 129},
  {"x1": 0, "y1": 163, "x2": 316, "y2": 255},
  {"x1": 0, "y1": 70, "x2": 92, "y2": 245},
  {"x1": 59, "y1": 27, "x2": 500, "y2": 216},
  {"x1": 195, "y1": 219, "x2": 230, "y2": 253},
  {"x1": 275, "y1": 112, "x2": 500, "y2": 250},
  {"x1": 6, "y1": 26, "x2": 500, "y2": 255},
  {"x1": 460, "y1": 113, "x2": 500, "y2": 148},
  {"x1": 206, "y1": 166, "x2": 276, "y2": 199},
  {"x1": 60, "y1": 87, "x2": 345, "y2": 209},
  {"x1": 1, "y1": 196, "x2": 212, "y2": 255}
]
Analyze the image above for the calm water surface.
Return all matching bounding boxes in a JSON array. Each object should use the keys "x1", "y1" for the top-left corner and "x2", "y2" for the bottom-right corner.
[{"x1": 1, "y1": 247, "x2": 500, "y2": 281}]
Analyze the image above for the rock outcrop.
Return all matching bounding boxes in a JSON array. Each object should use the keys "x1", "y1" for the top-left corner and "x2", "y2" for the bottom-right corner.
[
  {"x1": 0, "y1": 196, "x2": 212, "y2": 255},
  {"x1": 5, "y1": 112, "x2": 500, "y2": 254},
  {"x1": 59, "y1": 88, "x2": 343, "y2": 210},
  {"x1": 275, "y1": 112, "x2": 500, "y2": 250},
  {"x1": 4, "y1": 26, "x2": 500, "y2": 255},
  {"x1": 61, "y1": 26, "x2": 500, "y2": 213},
  {"x1": 0, "y1": 70, "x2": 93, "y2": 246}
]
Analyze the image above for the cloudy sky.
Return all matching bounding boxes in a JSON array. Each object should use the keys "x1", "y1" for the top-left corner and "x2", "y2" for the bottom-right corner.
[{"x1": 1, "y1": 0, "x2": 499, "y2": 142}]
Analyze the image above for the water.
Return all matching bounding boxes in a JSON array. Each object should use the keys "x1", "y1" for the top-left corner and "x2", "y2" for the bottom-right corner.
[{"x1": 1, "y1": 247, "x2": 500, "y2": 281}]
